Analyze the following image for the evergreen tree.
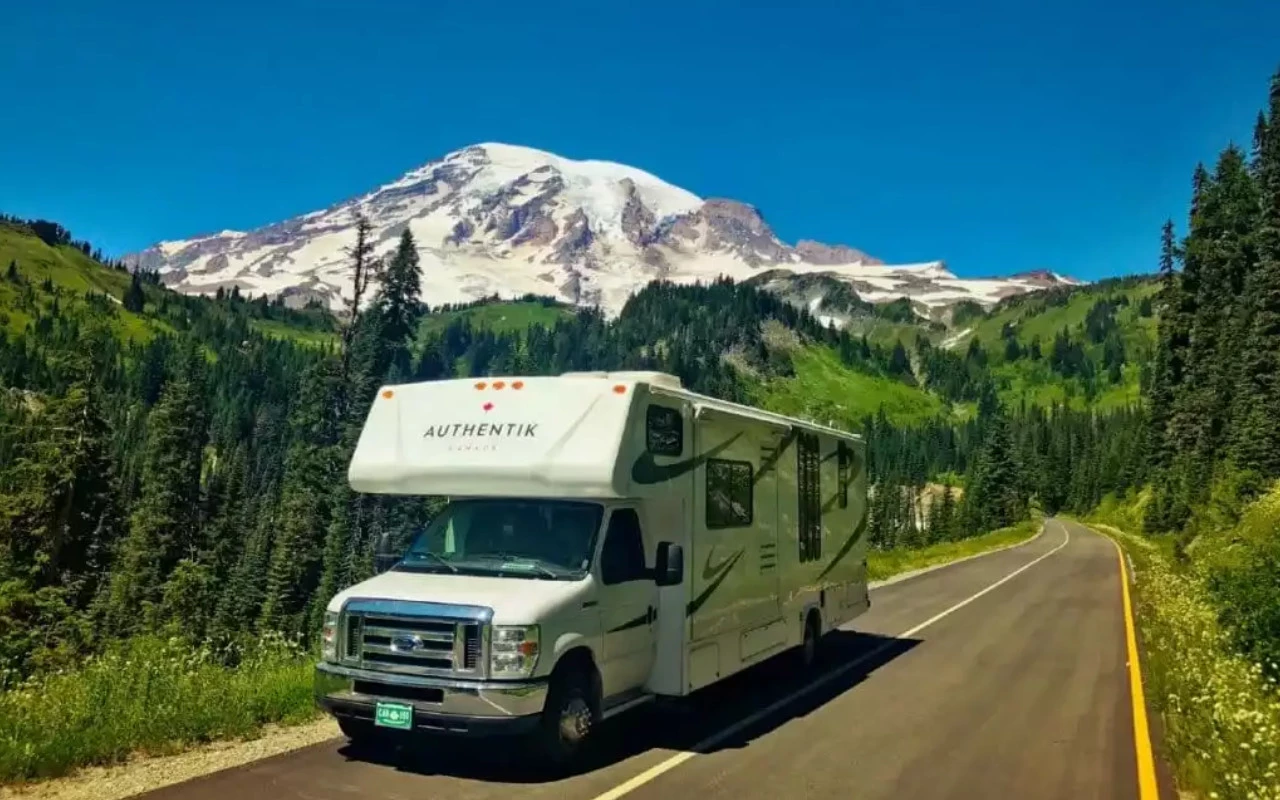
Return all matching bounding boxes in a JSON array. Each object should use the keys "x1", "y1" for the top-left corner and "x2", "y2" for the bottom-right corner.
[
  {"x1": 1229, "y1": 71, "x2": 1280, "y2": 479},
  {"x1": 377, "y1": 229, "x2": 425, "y2": 370},
  {"x1": 105, "y1": 346, "x2": 209, "y2": 632},
  {"x1": 258, "y1": 358, "x2": 345, "y2": 636},
  {"x1": 123, "y1": 272, "x2": 146, "y2": 313},
  {"x1": 928, "y1": 484, "x2": 956, "y2": 542},
  {"x1": 338, "y1": 214, "x2": 381, "y2": 382},
  {"x1": 961, "y1": 400, "x2": 1025, "y2": 535}
]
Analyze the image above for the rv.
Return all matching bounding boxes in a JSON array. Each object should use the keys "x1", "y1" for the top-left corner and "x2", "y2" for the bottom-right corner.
[{"x1": 314, "y1": 370, "x2": 870, "y2": 765}]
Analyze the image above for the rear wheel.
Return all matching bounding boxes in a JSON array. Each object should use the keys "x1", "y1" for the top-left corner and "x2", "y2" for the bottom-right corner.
[{"x1": 534, "y1": 667, "x2": 597, "y2": 770}]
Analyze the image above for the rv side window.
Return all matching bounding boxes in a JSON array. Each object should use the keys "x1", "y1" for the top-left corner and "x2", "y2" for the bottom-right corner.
[
  {"x1": 646, "y1": 405, "x2": 683, "y2": 457},
  {"x1": 837, "y1": 442, "x2": 850, "y2": 510},
  {"x1": 797, "y1": 433, "x2": 822, "y2": 562},
  {"x1": 706, "y1": 459, "x2": 753, "y2": 529},
  {"x1": 601, "y1": 509, "x2": 648, "y2": 585}
]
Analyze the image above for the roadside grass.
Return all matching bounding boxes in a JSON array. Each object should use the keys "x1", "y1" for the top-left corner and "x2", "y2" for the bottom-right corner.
[
  {"x1": 1082, "y1": 494, "x2": 1280, "y2": 800},
  {"x1": 866, "y1": 518, "x2": 1042, "y2": 582},
  {"x1": 0, "y1": 634, "x2": 318, "y2": 785}
]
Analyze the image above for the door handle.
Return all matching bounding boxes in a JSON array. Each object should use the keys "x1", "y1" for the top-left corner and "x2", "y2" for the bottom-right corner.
[{"x1": 647, "y1": 606, "x2": 656, "y2": 624}]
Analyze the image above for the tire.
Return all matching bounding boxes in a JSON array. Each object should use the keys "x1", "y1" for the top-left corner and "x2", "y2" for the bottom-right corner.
[
  {"x1": 799, "y1": 611, "x2": 821, "y2": 670},
  {"x1": 533, "y1": 667, "x2": 597, "y2": 769}
]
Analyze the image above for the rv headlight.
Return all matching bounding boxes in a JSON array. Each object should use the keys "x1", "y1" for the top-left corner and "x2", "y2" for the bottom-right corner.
[
  {"x1": 489, "y1": 625, "x2": 540, "y2": 678},
  {"x1": 321, "y1": 612, "x2": 339, "y2": 662}
]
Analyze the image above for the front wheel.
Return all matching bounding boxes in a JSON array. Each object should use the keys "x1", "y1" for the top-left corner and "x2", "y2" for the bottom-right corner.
[{"x1": 534, "y1": 669, "x2": 597, "y2": 769}]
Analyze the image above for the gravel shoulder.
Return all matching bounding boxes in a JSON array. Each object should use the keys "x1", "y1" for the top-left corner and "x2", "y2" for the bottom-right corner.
[{"x1": 0, "y1": 719, "x2": 339, "y2": 800}]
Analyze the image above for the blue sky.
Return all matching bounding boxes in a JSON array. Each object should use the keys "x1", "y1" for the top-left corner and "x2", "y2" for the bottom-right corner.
[{"x1": 3, "y1": 0, "x2": 1277, "y2": 281}]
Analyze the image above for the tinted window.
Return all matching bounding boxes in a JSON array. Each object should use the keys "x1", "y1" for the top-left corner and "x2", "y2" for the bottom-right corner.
[
  {"x1": 706, "y1": 459, "x2": 753, "y2": 529},
  {"x1": 798, "y1": 433, "x2": 822, "y2": 562},
  {"x1": 646, "y1": 405, "x2": 683, "y2": 456},
  {"x1": 837, "y1": 442, "x2": 850, "y2": 510},
  {"x1": 601, "y1": 509, "x2": 648, "y2": 584}
]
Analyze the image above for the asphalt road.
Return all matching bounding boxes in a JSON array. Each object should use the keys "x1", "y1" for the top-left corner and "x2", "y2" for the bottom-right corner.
[{"x1": 139, "y1": 518, "x2": 1169, "y2": 800}]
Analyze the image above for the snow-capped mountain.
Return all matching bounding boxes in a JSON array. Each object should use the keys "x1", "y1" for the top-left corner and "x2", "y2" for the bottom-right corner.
[{"x1": 125, "y1": 143, "x2": 1081, "y2": 319}]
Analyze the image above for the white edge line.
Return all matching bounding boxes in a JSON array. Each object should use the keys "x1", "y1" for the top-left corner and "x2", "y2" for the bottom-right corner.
[
  {"x1": 588, "y1": 521, "x2": 1072, "y2": 800},
  {"x1": 869, "y1": 519, "x2": 1048, "y2": 591}
]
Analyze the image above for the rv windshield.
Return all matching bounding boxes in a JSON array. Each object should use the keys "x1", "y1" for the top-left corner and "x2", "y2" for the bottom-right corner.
[{"x1": 397, "y1": 499, "x2": 604, "y2": 580}]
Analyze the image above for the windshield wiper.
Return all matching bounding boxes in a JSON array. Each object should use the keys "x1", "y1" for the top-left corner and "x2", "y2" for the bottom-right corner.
[
  {"x1": 469, "y1": 554, "x2": 563, "y2": 580},
  {"x1": 399, "y1": 551, "x2": 459, "y2": 574}
]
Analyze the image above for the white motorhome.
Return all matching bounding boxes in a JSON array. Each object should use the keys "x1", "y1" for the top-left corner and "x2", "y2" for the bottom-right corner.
[{"x1": 314, "y1": 370, "x2": 869, "y2": 765}]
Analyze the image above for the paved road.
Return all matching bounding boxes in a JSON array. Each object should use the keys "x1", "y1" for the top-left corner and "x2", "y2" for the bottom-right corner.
[{"x1": 140, "y1": 518, "x2": 1168, "y2": 800}]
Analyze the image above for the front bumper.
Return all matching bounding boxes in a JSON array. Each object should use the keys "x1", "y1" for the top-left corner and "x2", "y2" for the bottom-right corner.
[{"x1": 314, "y1": 662, "x2": 547, "y2": 737}]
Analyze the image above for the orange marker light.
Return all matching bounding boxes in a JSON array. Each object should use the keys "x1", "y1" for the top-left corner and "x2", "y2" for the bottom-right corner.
[
  {"x1": 512, "y1": 381, "x2": 524, "y2": 390},
  {"x1": 381, "y1": 389, "x2": 395, "y2": 399},
  {"x1": 613, "y1": 384, "x2": 627, "y2": 394},
  {"x1": 474, "y1": 381, "x2": 487, "y2": 390},
  {"x1": 493, "y1": 380, "x2": 506, "y2": 390}
]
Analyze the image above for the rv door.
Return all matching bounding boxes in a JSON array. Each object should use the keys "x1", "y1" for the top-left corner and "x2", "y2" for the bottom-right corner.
[{"x1": 597, "y1": 506, "x2": 656, "y2": 699}]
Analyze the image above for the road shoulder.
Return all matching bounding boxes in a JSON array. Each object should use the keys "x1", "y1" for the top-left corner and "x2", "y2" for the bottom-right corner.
[{"x1": 0, "y1": 720, "x2": 340, "y2": 800}]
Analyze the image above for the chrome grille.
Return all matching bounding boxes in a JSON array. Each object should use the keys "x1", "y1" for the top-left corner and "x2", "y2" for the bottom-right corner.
[{"x1": 337, "y1": 602, "x2": 488, "y2": 678}]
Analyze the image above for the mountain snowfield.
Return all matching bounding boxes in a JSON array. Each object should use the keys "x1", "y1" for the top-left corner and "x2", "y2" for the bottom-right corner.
[{"x1": 126, "y1": 143, "x2": 1080, "y2": 319}]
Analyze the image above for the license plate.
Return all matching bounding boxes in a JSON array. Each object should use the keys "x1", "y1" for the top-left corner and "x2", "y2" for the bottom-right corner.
[{"x1": 374, "y1": 701, "x2": 413, "y2": 730}]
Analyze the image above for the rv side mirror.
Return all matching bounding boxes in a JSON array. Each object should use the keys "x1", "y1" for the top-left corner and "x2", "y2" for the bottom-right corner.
[{"x1": 655, "y1": 542, "x2": 684, "y2": 586}]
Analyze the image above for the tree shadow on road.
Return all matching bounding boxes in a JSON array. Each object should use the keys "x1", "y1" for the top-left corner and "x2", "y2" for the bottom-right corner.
[{"x1": 337, "y1": 629, "x2": 921, "y2": 783}]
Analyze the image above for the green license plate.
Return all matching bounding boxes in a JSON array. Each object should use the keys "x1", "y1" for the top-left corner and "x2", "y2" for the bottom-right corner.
[{"x1": 374, "y1": 701, "x2": 413, "y2": 730}]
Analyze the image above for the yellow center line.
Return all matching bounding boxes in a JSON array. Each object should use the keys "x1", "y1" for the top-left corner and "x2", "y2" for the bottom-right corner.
[{"x1": 1108, "y1": 532, "x2": 1161, "y2": 800}]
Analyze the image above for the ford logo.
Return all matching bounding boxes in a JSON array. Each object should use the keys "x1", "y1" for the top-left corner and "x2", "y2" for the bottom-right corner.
[{"x1": 390, "y1": 634, "x2": 421, "y2": 653}]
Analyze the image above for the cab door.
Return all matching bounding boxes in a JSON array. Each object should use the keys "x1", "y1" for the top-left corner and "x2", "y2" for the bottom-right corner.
[{"x1": 596, "y1": 506, "x2": 656, "y2": 699}]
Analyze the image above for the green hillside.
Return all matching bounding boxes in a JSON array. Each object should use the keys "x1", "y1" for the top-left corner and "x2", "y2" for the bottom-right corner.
[
  {"x1": 754, "y1": 345, "x2": 945, "y2": 428},
  {"x1": 417, "y1": 297, "x2": 574, "y2": 336},
  {"x1": 955, "y1": 275, "x2": 1161, "y2": 411},
  {"x1": 965, "y1": 275, "x2": 1160, "y2": 351},
  {"x1": 0, "y1": 224, "x2": 160, "y2": 342}
]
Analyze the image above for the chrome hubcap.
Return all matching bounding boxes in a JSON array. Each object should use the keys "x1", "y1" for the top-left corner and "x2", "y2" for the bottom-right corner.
[{"x1": 559, "y1": 696, "x2": 591, "y2": 744}]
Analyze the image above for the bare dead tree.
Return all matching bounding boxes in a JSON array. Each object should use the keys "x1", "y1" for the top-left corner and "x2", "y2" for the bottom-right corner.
[{"x1": 338, "y1": 213, "x2": 382, "y2": 378}]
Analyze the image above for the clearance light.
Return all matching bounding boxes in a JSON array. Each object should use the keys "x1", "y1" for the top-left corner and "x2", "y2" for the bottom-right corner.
[
  {"x1": 381, "y1": 390, "x2": 394, "y2": 400},
  {"x1": 512, "y1": 381, "x2": 525, "y2": 390},
  {"x1": 493, "y1": 380, "x2": 506, "y2": 390},
  {"x1": 613, "y1": 384, "x2": 627, "y2": 394},
  {"x1": 474, "y1": 381, "x2": 487, "y2": 390}
]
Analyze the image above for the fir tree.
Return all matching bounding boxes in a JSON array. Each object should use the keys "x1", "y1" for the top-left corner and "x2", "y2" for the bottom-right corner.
[
  {"x1": 377, "y1": 229, "x2": 425, "y2": 359},
  {"x1": 1229, "y1": 70, "x2": 1280, "y2": 479},
  {"x1": 123, "y1": 271, "x2": 145, "y2": 313},
  {"x1": 105, "y1": 347, "x2": 209, "y2": 632},
  {"x1": 961, "y1": 402, "x2": 1025, "y2": 535},
  {"x1": 258, "y1": 358, "x2": 345, "y2": 636}
]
